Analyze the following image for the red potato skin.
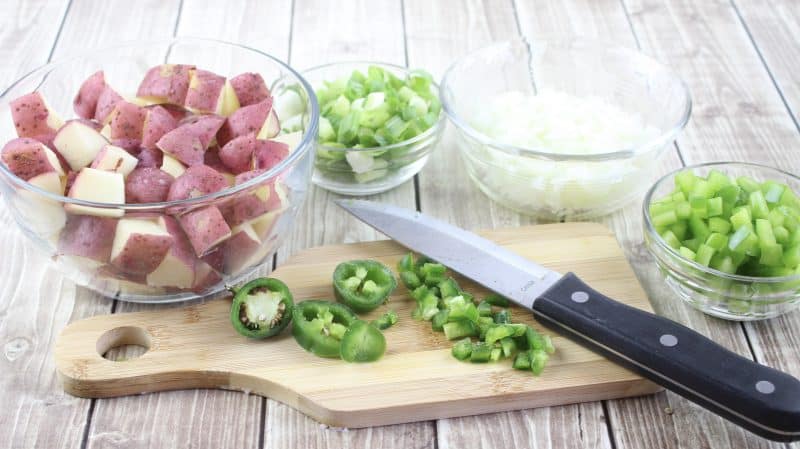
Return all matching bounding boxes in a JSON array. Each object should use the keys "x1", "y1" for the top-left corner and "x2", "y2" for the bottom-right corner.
[
  {"x1": 229, "y1": 73, "x2": 270, "y2": 107},
  {"x1": 112, "y1": 138, "x2": 143, "y2": 154},
  {"x1": 192, "y1": 261, "x2": 222, "y2": 292},
  {"x1": 218, "y1": 133, "x2": 257, "y2": 174},
  {"x1": 73, "y1": 71, "x2": 106, "y2": 120},
  {"x1": 125, "y1": 167, "x2": 174, "y2": 203},
  {"x1": 225, "y1": 170, "x2": 286, "y2": 226},
  {"x1": 178, "y1": 206, "x2": 232, "y2": 256},
  {"x1": 156, "y1": 115, "x2": 225, "y2": 166},
  {"x1": 200, "y1": 246, "x2": 225, "y2": 272},
  {"x1": 10, "y1": 92, "x2": 58, "y2": 145},
  {"x1": 161, "y1": 215, "x2": 197, "y2": 269},
  {"x1": 216, "y1": 97, "x2": 272, "y2": 146},
  {"x1": 111, "y1": 232, "x2": 174, "y2": 275},
  {"x1": 1, "y1": 138, "x2": 58, "y2": 180},
  {"x1": 154, "y1": 104, "x2": 192, "y2": 122},
  {"x1": 94, "y1": 86, "x2": 124, "y2": 122},
  {"x1": 109, "y1": 102, "x2": 147, "y2": 140},
  {"x1": 166, "y1": 164, "x2": 228, "y2": 202},
  {"x1": 221, "y1": 226, "x2": 261, "y2": 274},
  {"x1": 184, "y1": 69, "x2": 225, "y2": 113},
  {"x1": 57, "y1": 215, "x2": 118, "y2": 262},
  {"x1": 141, "y1": 105, "x2": 178, "y2": 150},
  {"x1": 203, "y1": 147, "x2": 228, "y2": 174},
  {"x1": 137, "y1": 64, "x2": 195, "y2": 105},
  {"x1": 253, "y1": 140, "x2": 289, "y2": 171}
]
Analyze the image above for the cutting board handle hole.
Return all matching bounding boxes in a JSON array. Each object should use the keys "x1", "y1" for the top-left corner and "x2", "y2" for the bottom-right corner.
[{"x1": 96, "y1": 326, "x2": 151, "y2": 362}]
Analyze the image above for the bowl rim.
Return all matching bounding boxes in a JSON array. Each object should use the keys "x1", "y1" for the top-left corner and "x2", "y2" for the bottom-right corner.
[
  {"x1": 0, "y1": 36, "x2": 320, "y2": 210},
  {"x1": 301, "y1": 60, "x2": 445, "y2": 153},
  {"x1": 439, "y1": 36, "x2": 693, "y2": 162},
  {"x1": 643, "y1": 161, "x2": 800, "y2": 284}
]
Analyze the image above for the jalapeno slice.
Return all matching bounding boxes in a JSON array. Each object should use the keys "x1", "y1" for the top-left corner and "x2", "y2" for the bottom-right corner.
[
  {"x1": 292, "y1": 300, "x2": 358, "y2": 358},
  {"x1": 333, "y1": 260, "x2": 397, "y2": 313},
  {"x1": 340, "y1": 320, "x2": 387, "y2": 362},
  {"x1": 229, "y1": 278, "x2": 294, "y2": 339}
]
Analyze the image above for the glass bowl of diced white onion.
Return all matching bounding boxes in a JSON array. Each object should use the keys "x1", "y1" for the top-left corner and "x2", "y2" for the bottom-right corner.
[{"x1": 440, "y1": 37, "x2": 692, "y2": 220}]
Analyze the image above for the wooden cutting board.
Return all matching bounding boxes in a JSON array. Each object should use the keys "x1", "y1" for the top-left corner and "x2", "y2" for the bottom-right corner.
[{"x1": 54, "y1": 222, "x2": 662, "y2": 428}]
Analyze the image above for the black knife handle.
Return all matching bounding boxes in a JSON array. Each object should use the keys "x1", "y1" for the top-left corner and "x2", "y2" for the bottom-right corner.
[{"x1": 532, "y1": 272, "x2": 800, "y2": 442}]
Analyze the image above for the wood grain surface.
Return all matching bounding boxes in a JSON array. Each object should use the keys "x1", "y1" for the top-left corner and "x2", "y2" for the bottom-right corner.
[
  {"x1": 55, "y1": 224, "x2": 660, "y2": 427},
  {"x1": 1, "y1": 0, "x2": 799, "y2": 448}
]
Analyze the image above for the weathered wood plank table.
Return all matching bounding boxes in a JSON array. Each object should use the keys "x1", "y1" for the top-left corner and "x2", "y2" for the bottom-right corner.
[{"x1": 1, "y1": 0, "x2": 799, "y2": 448}]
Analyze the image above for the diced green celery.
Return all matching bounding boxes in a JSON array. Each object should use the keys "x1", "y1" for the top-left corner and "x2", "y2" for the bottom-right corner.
[
  {"x1": 670, "y1": 222, "x2": 688, "y2": 240},
  {"x1": 737, "y1": 176, "x2": 761, "y2": 193},
  {"x1": 706, "y1": 233, "x2": 729, "y2": 251},
  {"x1": 683, "y1": 238, "x2": 701, "y2": 252},
  {"x1": 764, "y1": 183, "x2": 785, "y2": 204},
  {"x1": 451, "y1": 338, "x2": 472, "y2": 361},
  {"x1": 717, "y1": 184, "x2": 741, "y2": 205},
  {"x1": 707, "y1": 197, "x2": 723, "y2": 217},
  {"x1": 650, "y1": 201, "x2": 674, "y2": 216},
  {"x1": 443, "y1": 320, "x2": 478, "y2": 340},
  {"x1": 783, "y1": 244, "x2": 800, "y2": 268},
  {"x1": 708, "y1": 217, "x2": 731, "y2": 234},
  {"x1": 780, "y1": 188, "x2": 800, "y2": 209},
  {"x1": 760, "y1": 243, "x2": 784, "y2": 267},
  {"x1": 711, "y1": 255, "x2": 737, "y2": 274},
  {"x1": 675, "y1": 170, "x2": 697, "y2": 195},
  {"x1": 676, "y1": 201, "x2": 692, "y2": 220},
  {"x1": 756, "y1": 219, "x2": 777, "y2": 246},
  {"x1": 696, "y1": 244, "x2": 716, "y2": 266},
  {"x1": 653, "y1": 210, "x2": 678, "y2": 227},
  {"x1": 679, "y1": 246, "x2": 696, "y2": 260},
  {"x1": 750, "y1": 191, "x2": 770, "y2": 219},
  {"x1": 318, "y1": 116, "x2": 336, "y2": 141},
  {"x1": 707, "y1": 169, "x2": 732, "y2": 191},
  {"x1": 469, "y1": 343, "x2": 492, "y2": 363},
  {"x1": 692, "y1": 180, "x2": 714, "y2": 199},
  {"x1": 730, "y1": 208, "x2": 753, "y2": 231},
  {"x1": 689, "y1": 196, "x2": 708, "y2": 218},
  {"x1": 774, "y1": 226, "x2": 790, "y2": 244},
  {"x1": 661, "y1": 230, "x2": 681, "y2": 249},
  {"x1": 728, "y1": 226, "x2": 752, "y2": 252},
  {"x1": 768, "y1": 208, "x2": 786, "y2": 228},
  {"x1": 689, "y1": 215, "x2": 711, "y2": 242},
  {"x1": 398, "y1": 86, "x2": 416, "y2": 102},
  {"x1": 672, "y1": 191, "x2": 687, "y2": 202}
]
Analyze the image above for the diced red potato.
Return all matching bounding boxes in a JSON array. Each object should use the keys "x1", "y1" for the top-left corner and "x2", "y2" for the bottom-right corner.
[
  {"x1": 27, "y1": 171, "x2": 64, "y2": 195},
  {"x1": 135, "y1": 147, "x2": 163, "y2": 168},
  {"x1": 229, "y1": 73, "x2": 270, "y2": 107},
  {"x1": 110, "y1": 218, "x2": 174, "y2": 275},
  {"x1": 221, "y1": 221, "x2": 277, "y2": 276},
  {"x1": 141, "y1": 105, "x2": 178, "y2": 149},
  {"x1": 10, "y1": 92, "x2": 64, "y2": 146},
  {"x1": 178, "y1": 206, "x2": 232, "y2": 256},
  {"x1": 111, "y1": 138, "x2": 142, "y2": 153},
  {"x1": 225, "y1": 171, "x2": 288, "y2": 226},
  {"x1": 53, "y1": 120, "x2": 110, "y2": 170},
  {"x1": 271, "y1": 130, "x2": 303, "y2": 152},
  {"x1": 73, "y1": 71, "x2": 107, "y2": 119},
  {"x1": 57, "y1": 214, "x2": 118, "y2": 263},
  {"x1": 90, "y1": 145, "x2": 139, "y2": 177},
  {"x1": 216, "y1": 97, "x2": 272, "y2": 146},
  {"x1": 65, "y1": 168, "x2": 125, "y2": 217},
  {"x1": 184, "y1": 69, "x2": 239, "y2": 116},
  {"x1": 253, "y1": 140, "x2": 289, "y2": 171},
  {"x1": 167, "y1": 164, "x2": 228, "y2": 201},
  {"x1": 192, "y1": 260, "x2": 222, "y2": 292},
  {"x1": 94, "y1": 86, "x2": 124, "y2": 123},
  {"x1": 146, "y1": 216, "x2": 195, "y2": 288},
  {"x1": 125, "y1": 167, "x2": 174, "y2": 203},
  {"x1": 136, "y1": 64, "x2": 195, "y2": 105},
  {"x1": 1, "y1": 137, "x2": 64, "y2": 180},
  {"x1": 218, "y1": 133, "x2": 257, "y2": 174},
  {"x1": 108, "y1": 101, "x2": 148, "y2": 141},
  {"x1": 156, "y1": 115, "x2": 224, "y2": 166},
  {"x1": 154, "y1": 103, "x2": 192, "y2": 122},
  {"x1": 255, "y1": 109, "x2": 280, "y2": 140},
  {"x1": 160, "y1": 153, "x2": 186, "y2": 178}
]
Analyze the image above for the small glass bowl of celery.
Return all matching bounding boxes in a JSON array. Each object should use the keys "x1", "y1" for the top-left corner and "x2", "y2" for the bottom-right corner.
[
  {"x1": 644, "y1": 162, "x2": 800, "y2": 321},
  {"x1": 300, "y1": 62, "x2": 444, "y2": 195}
]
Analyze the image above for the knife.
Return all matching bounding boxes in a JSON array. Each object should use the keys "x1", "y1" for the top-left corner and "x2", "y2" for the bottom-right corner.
[{"x1": 336, "y1": 199, "x2": 800, "y2": 442}]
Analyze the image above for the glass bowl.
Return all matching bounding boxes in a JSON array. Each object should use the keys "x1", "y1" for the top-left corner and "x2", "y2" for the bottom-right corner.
[
  {"x1": 0, "y1": 38, "x2": 319, "y2": 303},
  {"x1": 644, "y1": 162, "x2": 800, "y2": 321},
  {"x1": 441, "y1": 37, "x2": 691, "y2": 220},
  {"x1": 301, "y1": 62, "x2": 444, "y2": 195}
]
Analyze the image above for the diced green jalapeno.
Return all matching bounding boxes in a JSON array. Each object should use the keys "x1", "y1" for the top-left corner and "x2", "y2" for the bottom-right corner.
[
  {"x1": 292, "y1": 300, "x2": 357, "y2": 358},
  {"x1": 371, "y1": 310, "x2": 398, "y2": 330},
  {"x1": 484, "y1": 293, "x2": 510, "y2": 307},
  {"x1": 470, "y1": 343, "x2": 492, "y2": 363},
  {"x1": 443, "y1": 320, "x2": 478, "y2": 340},
  {"x1": 431, "y1": 309, "x2": 449, "y2": 332},
  {"x1": 530, "y1": 349, "x2": 549, "y2": 376},
  {"x1": 339, "y1": 320, "x2": 387, "y2": 362},
  {"x1": 229, "y1": 278, "x2": 294, "y2": 339},
  {"x1": 451, "y1": 338, "x2": 472, "y2": 361},
  {"x1": 493, "y1": 309, "x2": 511, "y2": 324},
  {"x1": 513, "y1": 351, "x2": 531, "y2": 370}
]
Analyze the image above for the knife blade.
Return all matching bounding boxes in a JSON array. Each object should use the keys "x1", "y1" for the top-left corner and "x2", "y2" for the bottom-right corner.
[{"x1": 336, "y1": 199, "x2": 800, "y2": 442}]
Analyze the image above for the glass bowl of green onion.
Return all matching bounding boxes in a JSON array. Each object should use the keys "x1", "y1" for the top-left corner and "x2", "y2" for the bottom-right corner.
[
  {"x1": 644, "y1": 162, "x2": 800, "y2": 320},
  {"x1": 298, "y1": 62, "x2": 444, "y2": 195}
]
